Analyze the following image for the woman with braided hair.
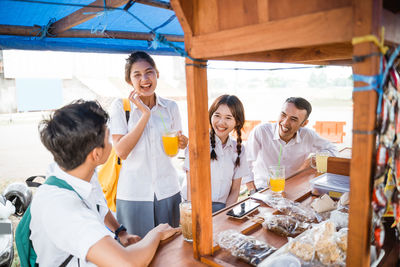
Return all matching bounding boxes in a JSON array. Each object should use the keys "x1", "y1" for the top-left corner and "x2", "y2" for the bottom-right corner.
[{"x1": 181, "y1": 95, "x2": 251, "y2": 212}]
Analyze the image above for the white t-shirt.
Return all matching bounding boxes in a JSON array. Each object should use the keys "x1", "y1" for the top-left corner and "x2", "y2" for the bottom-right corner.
[
  {"x1": 182, "y1": 136, "x2": 250, "y2": 203},
  {"x1": 30, "y1": 164, "x2": 112, "y2": 267},
  {"x1": 109, "y1": 96, "x2": 182, "y2": 201},
  {"x1": 244, "y1": 123, "x2": 338, "y2": 188}
]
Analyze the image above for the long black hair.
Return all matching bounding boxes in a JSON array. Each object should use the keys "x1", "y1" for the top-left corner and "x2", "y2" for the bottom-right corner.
[{"x1": 209, "y1": 95, "x2": 245, "y2": 167}]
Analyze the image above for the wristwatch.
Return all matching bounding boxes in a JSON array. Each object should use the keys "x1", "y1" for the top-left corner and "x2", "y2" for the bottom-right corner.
[{"x1": 114, "y1": 224, "x2": 127, "y2": 240}]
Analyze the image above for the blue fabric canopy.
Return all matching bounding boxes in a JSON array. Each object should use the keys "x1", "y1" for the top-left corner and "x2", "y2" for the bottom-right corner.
[{"x1": 0, "y1": 0, "x2": 185, "y2": 55}]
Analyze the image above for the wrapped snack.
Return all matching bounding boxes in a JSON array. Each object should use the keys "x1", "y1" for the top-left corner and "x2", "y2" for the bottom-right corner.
[
  {"x1": 314, "y1": 221, "x2": 346, "y2": 266},
  {"x1": 338, "y1": 192, "x2": 350, "y2": 206},
  {"x1": 315, "y1": 239, "x2": 343, "y2": 265},
  {"x1": 262, "y1": 214, "x2": 311, "y2": 237},
  {"x1": 335, "y1": 228, "x2": 348, "y2": 252},
  {"x1": 217, "y1": 230, "x2": 276, "y2": 266},
  {"x1": 311, "y1": 194, "x2": 337, "y2": 213},
  {"x1": 256, "y1": 192, "x2": 320, "y2": 223},
  {"x1": 329, "y1": 209, "x2": 349, "y2": 229},
  {"x1": 288, "y1": 234, "x2": 315, "y2": 262},
  {"x1": 287, "y1": 221, "x2": 347, "y2": 266}
]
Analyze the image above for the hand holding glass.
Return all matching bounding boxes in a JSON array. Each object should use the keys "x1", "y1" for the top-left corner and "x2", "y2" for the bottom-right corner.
[
  {"x1": 162, "y1": 131, "x2": 179, "y2": 157},
  {"x1": 268, "y1": 166, "x2": 285, "y2": 193}
]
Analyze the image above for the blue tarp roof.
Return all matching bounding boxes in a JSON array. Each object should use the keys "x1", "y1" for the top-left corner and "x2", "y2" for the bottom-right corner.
[{"x1": 0, "y1": 0, "x2": 184, "y2": 55}]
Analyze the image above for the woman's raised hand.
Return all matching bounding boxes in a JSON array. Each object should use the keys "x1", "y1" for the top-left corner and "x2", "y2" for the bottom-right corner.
[{"x1": 129, "y1": 89, "x2": 150, "y2": 114}]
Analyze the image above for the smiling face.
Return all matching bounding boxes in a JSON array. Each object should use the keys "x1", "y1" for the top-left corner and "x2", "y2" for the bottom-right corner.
[
  {"x1": 278, "y1": 102, "x2": 308, "y2": 142},
  {"x1": 211, "y1": 104, "x2": 237, "y2": 144},
  {"x1": 129, "y1": 59, "x2": 159, "y2": 97}
]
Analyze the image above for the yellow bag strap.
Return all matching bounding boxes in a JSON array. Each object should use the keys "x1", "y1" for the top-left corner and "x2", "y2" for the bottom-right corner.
[
  {"x1": 122, "y1": 98, "x2": 131, "y2": 112},
  {"x1": 122, "y1": 98, "x2": 130, "y2": 122}
]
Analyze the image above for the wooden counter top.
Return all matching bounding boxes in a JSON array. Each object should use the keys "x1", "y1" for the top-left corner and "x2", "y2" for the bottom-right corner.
[
  {"x1": 150, "y1": 158, "x2": 351, "y2": 267},
  {"x1": 150, "y1": 167, "x2": 321, "y2": 267}
]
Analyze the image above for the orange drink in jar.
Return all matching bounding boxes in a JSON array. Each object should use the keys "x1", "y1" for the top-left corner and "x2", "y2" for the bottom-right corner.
[
  {"x1": 268, "y1": 166, "x2": 285, "y2": 193},
  {"x1": 162, "y1": 132, "x2": 179, "y2": 157}
]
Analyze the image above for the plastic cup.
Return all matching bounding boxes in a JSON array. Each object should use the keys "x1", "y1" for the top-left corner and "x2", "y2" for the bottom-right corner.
[
  {"x1": 311, "y1": 151, "x2": 330, "y2": 173},
  {"x1": 162, "y1": 131, "x2": 179, "y2": 157},
  {"x1": 268, "y1": 166, "x2": 285, "y2": 193},
  {"x1": 179, "y1": 201, "x2": 192, "y2": 242}
]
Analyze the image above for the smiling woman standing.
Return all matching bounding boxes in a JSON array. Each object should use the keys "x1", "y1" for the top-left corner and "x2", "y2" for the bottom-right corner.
[
  {"x1": 181, "y1": 95, "x2": 250, "y2": 213},
  {"x1": 109, "y1": 51, "x2": 188, "y2": 238}
]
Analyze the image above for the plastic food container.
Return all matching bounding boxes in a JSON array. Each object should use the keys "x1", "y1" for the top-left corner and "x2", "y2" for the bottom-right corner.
[{"x1": 309, "y1": 173, "x2": 350, "y2": 199}]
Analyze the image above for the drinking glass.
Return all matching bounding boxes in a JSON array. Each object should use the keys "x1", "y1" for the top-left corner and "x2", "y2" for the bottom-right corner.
[
  {"x1": 311, "y1": 152, "x2": 330, "y2": 173},
  {"x1": 179, "y1": 201, "x2": 192, "y2": 242},
  {"x1": 268, "y1": 165, "x2": 285, "y2": 193},
  {"x1": 162, "y1": 131, "x2": 179, "y2": 157}
]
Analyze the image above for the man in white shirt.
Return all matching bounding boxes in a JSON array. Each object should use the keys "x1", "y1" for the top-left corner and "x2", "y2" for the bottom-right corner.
[
  {"x1": 244, "y1": 97, "x2": 338, "y2": 192},
  {"x1": 30, "y1": 100, "x2": 180, "y2": 266}
]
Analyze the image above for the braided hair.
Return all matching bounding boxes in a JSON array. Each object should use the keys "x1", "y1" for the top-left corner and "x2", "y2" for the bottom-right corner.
[{"x1": 209, "y1": 95, "x2": 245, "y2": 167}]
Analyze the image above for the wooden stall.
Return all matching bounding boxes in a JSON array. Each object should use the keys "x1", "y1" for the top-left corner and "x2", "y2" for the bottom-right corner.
[{"x1": 167, "y1": 0, "x2": 400, "y2": 266}]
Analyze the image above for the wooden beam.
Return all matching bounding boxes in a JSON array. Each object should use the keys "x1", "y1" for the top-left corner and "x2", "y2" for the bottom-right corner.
[
  {"x1": 268, "y1": 0, "x2": 351, "y2": 21},
  {"x1": 171, "y1": 0, "x2": 194, "y2": 49},
  {"x1": 185, "y1": 58, "x2": 213, "y2": 258},
  {"x1": 49, "y1": 0, "x2": 130, "y2": 35},
  {"x1": 171, "y1": 0, "x2": 193, "y2": 36},
  {"x1": 209, "y1": 43, "x2": 352, "y2": 64},
  {"x1": 0, "y1": 25, "x2": 183, "y2": 42},
  {"x1": 188, "y1": 7, "x2": 353, "y2": 59},
  {"x1": 383, "y1": 9, "x2": 400, "y2": 46},
  {"x1": 257, "y1": 0, "x2": 269, "y2": 23},
  {"x1": 347, "y1": 0, "x2": 382, "y2": 266},
  {"x1": 196, "y1": 0, "x2": 219, "y2": 35}
]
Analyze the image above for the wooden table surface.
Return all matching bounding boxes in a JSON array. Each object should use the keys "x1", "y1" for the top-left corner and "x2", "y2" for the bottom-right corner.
[{"x1": 150, "y1": 167, "x2": 320, "y2": 267}]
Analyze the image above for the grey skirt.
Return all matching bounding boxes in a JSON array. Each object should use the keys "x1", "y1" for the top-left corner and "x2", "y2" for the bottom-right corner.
[{"x1": 116, "y1": 192, "x2": 181, "y2": 238}]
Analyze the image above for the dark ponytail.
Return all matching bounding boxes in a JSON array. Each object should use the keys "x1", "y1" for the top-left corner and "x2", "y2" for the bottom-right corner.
[
  {"x1": 234, "y1": 125, "x2": 242, "y2": 167},
  {"x1": 210, "y1": 128, "x2": 217, "y2": 161}
]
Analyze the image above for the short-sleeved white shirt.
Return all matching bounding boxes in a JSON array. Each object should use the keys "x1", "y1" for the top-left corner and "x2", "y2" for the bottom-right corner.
[
  {"x1": 182, "y1": 136, "x2": 250, "y2": 203},
  {"x1": 30, "y1": 164, "x2": 113, "y2": 267},
  {"x1": 244, "y1": 123, "x2": 338, "y2": 188},
  {"x1": 109, "y1": 96, "x2": 182, "y2": 201}
]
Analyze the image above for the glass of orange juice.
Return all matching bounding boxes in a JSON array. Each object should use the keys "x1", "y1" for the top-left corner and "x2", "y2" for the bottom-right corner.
[
  {"x1": 268, "y1": 165, "x2": 285, "y2": 193},
  {"x1": 162, "y1": 131, "x2": 179, "y2": 157}
]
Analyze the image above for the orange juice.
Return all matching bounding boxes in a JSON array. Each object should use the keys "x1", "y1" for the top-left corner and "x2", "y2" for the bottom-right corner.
[
  {"x1": 162, "y1": 134, "x2": 179, "y2": 157},
  {"x1": 270, "y1": 177, "x2": 285, "y2": 193}
]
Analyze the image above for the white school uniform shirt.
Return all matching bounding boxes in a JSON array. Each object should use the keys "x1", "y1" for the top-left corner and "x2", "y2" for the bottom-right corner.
[
  {"x1": 30, "y1": 164, "x2": 112, "y2": 267},
  {"x1": 182, "y1": 135, "x2": 250, "y2": 203},
  {"x1": 243, "y1": 123, "x2": 338, "y2": 188},
  {"x1": 109, "y1": 96, "x2": 181, "y2": 201}
]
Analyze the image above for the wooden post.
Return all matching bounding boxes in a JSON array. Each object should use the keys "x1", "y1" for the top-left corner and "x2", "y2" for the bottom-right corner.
[
  {"x1": 348, "y1": 0, "x2": 382, "y2": 265},
  {"x1": 185, "y1": 58, "x2": 213, "y2": 259}
]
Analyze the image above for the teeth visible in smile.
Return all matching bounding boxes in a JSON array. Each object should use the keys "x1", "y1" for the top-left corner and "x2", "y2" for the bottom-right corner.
[
  {"x1": 281, "y1": 125, "x2": 289, "y2": 132},
  {"x1": 216, "y1": 126, "x2": 227, "y2": 131}
]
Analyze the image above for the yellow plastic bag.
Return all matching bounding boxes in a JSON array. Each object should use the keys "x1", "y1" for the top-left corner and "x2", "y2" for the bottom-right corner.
[{"x1": 98, "y1": 98, "x2": 130, "y2": 212}]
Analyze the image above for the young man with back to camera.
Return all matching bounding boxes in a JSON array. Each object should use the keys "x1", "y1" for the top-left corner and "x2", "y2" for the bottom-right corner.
[{"x1": 30, "y1": 100, "x2": 180, "y2": 267}]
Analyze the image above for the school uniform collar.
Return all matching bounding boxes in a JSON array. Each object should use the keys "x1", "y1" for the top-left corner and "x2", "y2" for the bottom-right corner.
[
  {"x1": 214, "y1": 134, "x2": 234, "y2": 149},
  {"x1": 130, "y1": 94, "x2": 167, "y2": 110},
  {"x1": 50, "y1": 164, "x2": 94, "y2": 200},
  {"x1": 273, "y1": 122, "x2": 302, "y2": 144}
]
